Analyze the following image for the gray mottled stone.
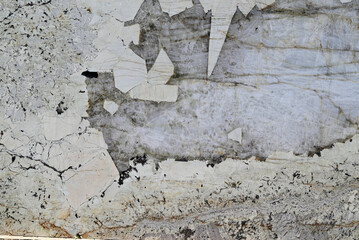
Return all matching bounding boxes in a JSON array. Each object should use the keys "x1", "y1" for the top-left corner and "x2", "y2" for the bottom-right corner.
[
  {"x1": 86, "y1": 0, "x2": 359, "y2": 171},
  {"x1": 1, "y1": 0, "x2": 359, "y2": 239}
]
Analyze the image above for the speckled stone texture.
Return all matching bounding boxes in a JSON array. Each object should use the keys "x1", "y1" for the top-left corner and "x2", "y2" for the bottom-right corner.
[{"x1": 1, "y1": 0, "x2": 359, "y2": 239}]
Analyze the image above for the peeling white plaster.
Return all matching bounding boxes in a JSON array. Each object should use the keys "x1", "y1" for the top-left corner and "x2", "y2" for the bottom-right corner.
[
  {"x1": 103, "y1": 100, "x2": 119, "y2": 115},
  {"x1": 54, "y1": 135, "x2": 359, "y2": 237},
  {"x1": 113, "y1": 48, "x2": 147, "y2": 93},
  {"x1": 228, "y1": 128, "x2": 243, "y2": 144},
  {"x1": 159, "y1": 0, "x2": 193, "y2": 16},
  {"x1": 78, "y1": 0, "x2": 144, "y2": 22},
  {"x1": 255, "y1": 0, "x2": 275, "y2": 9},
  {"x1": 114, "y1": 48, "x2": 176, "y2": 102},
  {"x1": 201, "y1": 0, "x2": 276, "y2": 76},
  {"x1": 129, "y1": 83, "x2": 179, "y2": 102},
  {"x1": 1, "y1": 0, "x2": 359, "y2": 238},
  {"x1": 85, "y1": 5, "x2": 178, "y2": 102},
  {"x1": 41, "y1": 116, "x2": 83, "y2": 141},
  {"x1": 147, "y1": 49, "x2": 175, "y2": 85},
  {"x1": 63, "y1": 150, "x2": 118, "y2": 209},
  {"x1": 87, "y1": 18, "x2": 140, "y2": 72},
  {"x1": 93, "y1": 17, "x2": 140, "y2": 48}
]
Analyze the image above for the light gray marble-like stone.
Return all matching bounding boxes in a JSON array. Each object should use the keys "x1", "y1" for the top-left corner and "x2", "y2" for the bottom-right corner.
[
  {"x1": 1, "y1": 0, "x2": 359, "y2": 239},
  {"x1": 85, "y1": 0, "x2": 359, "y2": 170}
]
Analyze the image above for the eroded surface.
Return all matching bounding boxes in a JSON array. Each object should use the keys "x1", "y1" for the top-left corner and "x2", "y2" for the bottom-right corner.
[
  {"x1": 86, "y1": 0, "x2": 359, "y2": 171},
  {"x1": 0, "y1": 135, "x2": 359, "y2": 239},
  {"x1": 1, "y1": 0, "x2": 359, "y2": 239}
]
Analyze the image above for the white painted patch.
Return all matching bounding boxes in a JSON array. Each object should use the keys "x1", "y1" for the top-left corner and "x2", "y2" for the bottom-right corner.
[
  {"x1": 114, "y1": 48, "x2": 176, "y2": 100},
  {"x1": 88, "y1": 18, "x2": 140, "y2": 72},
  {"x1": 206, "y1": 5, "x2": 238, "y2": 77},
  {"x1": 41, "y1": 116, "x2": 82, "y2": 141},
  {"x1": 103, "y1": 100, "x2": 119, "y2": 115},
  {"x1": 147, "y1": 49, "x2": 175, "y2": 85},
  {"x1": 93, "y1": 18, "x2": 140, "y2": 48},
  {"x1": 228, "y1": 128, "x2": 243, "y2": 144},
  {"x1": 114, "y1": 48, "x2": 147, "y2": 93},
  {"x1": 63, "y1": 150, "x2": 118, "y2": 209},
  {"x1": 238, "y1": 0, "x2": 256, "y2": 16},
  {"x1": 255, "y1": 0, "x2": 275, "y2": 9},
  {"x1": 78, "y1": 0, "x2": 144, "y2": 22},
  {"x1": 159, "y1": 0, "x2": 193, "y2": 16},
  {"x1": 201, "y1": 0, "x2": 276, "y2": 76},
  {"x1": 127, "y1": 49, "x2": 176, "y2": 102},
  {"x1": 129, "y1": 83, "x2": 179, "y2": 102},
  {"x1": 85, "y1": 7, "x2": 177, "y2": 102}
]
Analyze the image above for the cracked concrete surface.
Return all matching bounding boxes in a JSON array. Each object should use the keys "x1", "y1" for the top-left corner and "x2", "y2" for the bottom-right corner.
[{"x1": 1, "y1": 0, "x2": 359, "y2": 239}]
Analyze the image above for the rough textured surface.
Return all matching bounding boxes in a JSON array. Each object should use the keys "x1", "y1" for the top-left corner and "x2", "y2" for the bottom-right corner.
[
  {"x1": 0, "y1": 136, "x2": 359, "y2": 239},
  {"x1": 1, "y1": 0, "x2": 359, "y2": 239},
  {"x1": 86, "y1": 0, "x2": 359, "y2": 170}
]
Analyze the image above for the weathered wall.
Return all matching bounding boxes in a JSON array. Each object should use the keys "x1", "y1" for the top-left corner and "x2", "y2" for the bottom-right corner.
[{"x1": 0, "y1": 0, "x2": 359, "y2": 239}]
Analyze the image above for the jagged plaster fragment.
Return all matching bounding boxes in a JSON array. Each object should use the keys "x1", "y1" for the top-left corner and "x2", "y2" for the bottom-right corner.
[
  {"x1": 41, "y1": 116, "x2": 82, "y2": 141},
  {"x1": 129, "y1": 83, "x2": 179, "y2": 102},
  {"x1": 88, "y1": 19, "x2": 140, "y2": 72},
  {"x1": 68, "y1": 72, "x2": 91, "y2": 117},
  {"x1": 255, "y1": 0, "x2": 275, "y2": 9},
  {"x1": 78, "y1": 0, "x2": 143, "y2": 22},
  {"x1": 47, "y1": 127, "x2": 108, "y2": 172},
  {"x1": 228, "y1": 128, "x2": 243, "y2": 144},
  {"x1": 86, "y1": 13, "x2": 177, "y2": 101},
  {"x1": 113, "y1": 48, "x2": 147, "y2": 93},
  {"x1": 147, "y1": 49, "x2": 175, "y2": 85},
  {"x1": 88, "y1": 49, "x2": 126, "y2": 72},
  {"x1": 103, "y1": 100, "x2": 119, "y2": 115},
  {"x1": 206, "y1": 5, "x2": 238, "y2": 77},
  {"x1": 201, "y1": 0, "x2": 276, "y2": 76},
  {"x1": 238, "y1": 0, "x2": 256, "y2": 16},
  {"x1": 63, "y1": 150, "x2": 118, "y2": 209},
  {"x1": 93, "y1": 18, "x2": 140, "y2": 48},
  {"x1": 83, "y1": 2, "x2": 178, "y2": 101},
  {"x1": 116, "y1": 48, "x2": 176, "y2": 101},
  {"x1": 159, "y1": 0, "x2": 193, "y2": 16}
]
